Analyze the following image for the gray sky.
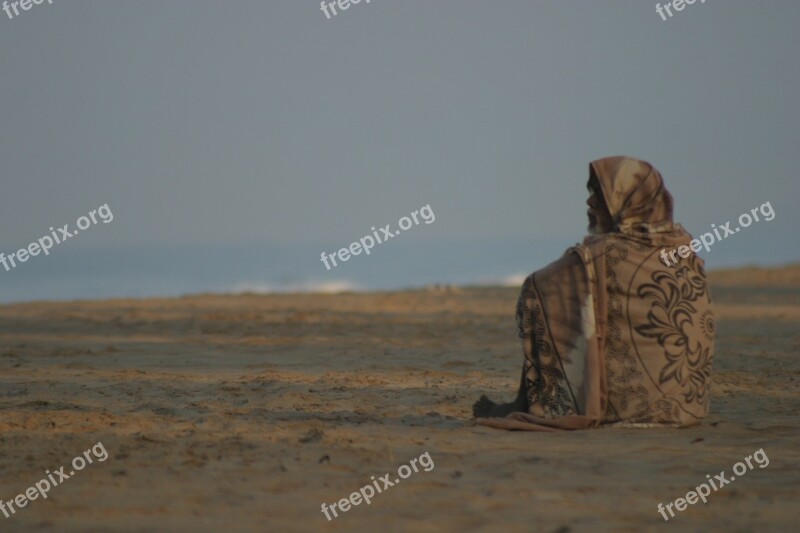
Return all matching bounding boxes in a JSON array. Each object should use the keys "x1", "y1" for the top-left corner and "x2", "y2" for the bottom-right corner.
[{"x1": 1, "y1": 0, "x2": 798, "y2": 256}]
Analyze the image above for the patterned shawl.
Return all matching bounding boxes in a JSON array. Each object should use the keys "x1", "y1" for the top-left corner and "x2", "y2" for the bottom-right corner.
[{"x1": 478, "y1": 157, "x2": 715, "y2": 431}]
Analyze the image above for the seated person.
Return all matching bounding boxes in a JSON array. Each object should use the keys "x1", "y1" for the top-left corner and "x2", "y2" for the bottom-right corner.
[{"x1": 473, "y1": 156, "x2": 715, "y2": 430}]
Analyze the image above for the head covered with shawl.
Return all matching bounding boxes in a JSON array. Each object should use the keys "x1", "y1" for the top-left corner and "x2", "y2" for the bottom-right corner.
[{"x1": 477, "y1": 156, "x2": 715, "y2": 431}]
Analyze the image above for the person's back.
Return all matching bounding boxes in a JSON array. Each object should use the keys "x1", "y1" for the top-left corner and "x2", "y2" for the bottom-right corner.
[{"x1": 474, "y1": 156, "x2": 715, "y2": 430}]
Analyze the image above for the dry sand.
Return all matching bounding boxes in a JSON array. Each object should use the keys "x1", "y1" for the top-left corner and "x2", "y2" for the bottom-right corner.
[{"x1": 1, "y1": 265, "x2": 799, "y2": 532}]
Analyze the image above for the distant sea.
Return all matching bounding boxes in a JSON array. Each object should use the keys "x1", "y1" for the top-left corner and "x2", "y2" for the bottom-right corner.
[{"x1": 1, "y1": 235, "x2": 796, "y2": 303}]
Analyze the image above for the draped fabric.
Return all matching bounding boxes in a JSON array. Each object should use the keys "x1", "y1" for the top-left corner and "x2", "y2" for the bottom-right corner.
[{"x1": 477, "y1": 157, "x2": 715, "y2": 431}]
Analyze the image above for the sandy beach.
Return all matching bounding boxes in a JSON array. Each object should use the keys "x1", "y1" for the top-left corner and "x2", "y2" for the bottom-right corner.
[{"x1": 1, "y1": 265, "x2": 798, "y2": 532}]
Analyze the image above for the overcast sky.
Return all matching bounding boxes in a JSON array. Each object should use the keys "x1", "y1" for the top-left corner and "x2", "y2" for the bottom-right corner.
[{"x1": 1, "y1": 0, "x2": 797, "y2": 260}]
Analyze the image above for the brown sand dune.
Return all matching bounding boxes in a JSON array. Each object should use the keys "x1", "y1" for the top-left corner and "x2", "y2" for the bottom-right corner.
[{"x1": 0, "y1": 265, "x2": 798, "y2": 531}]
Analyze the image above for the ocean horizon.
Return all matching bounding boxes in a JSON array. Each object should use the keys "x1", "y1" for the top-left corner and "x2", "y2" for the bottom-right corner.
[{"x1": 1, "y1": 236, "x2": 796, "y2": 304}]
